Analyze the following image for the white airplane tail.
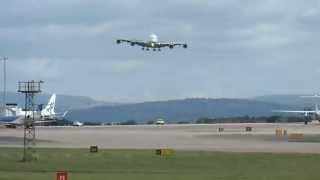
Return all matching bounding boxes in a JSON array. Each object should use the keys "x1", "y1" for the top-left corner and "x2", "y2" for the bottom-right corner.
[
  {"x1": 316, "y1": 104, "x2": 319, "y2": 113},
  {"x1": 41, "y1": 94, "x2": 56, "y2": 116}
]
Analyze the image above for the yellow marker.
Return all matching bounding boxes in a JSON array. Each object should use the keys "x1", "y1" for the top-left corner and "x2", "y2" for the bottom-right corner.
[{"x1": 156, "y1": 149, "x2": 175, "y2": 156}]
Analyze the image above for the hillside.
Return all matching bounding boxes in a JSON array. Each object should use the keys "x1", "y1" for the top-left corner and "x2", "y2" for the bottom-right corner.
[
  {"x1": 1, "y1": 93, "x2": 309, "y2": 123},
  {"x1": 67, "y1": 98, "x2": 295, "y2": 123}
]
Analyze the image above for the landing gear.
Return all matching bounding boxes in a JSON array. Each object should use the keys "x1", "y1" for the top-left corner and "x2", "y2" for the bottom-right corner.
[
  {"x1": 304, "y1": 115, "x2": 312, "y2": 125},
  {"x1": 142, "y1": 47, "x2": 144, "y2": 50},
  {"x1": 158, "y1": 48, "x2": 161, "y2": 51},
  {"x1": 153, "y1": 48, "x2": 156, "y2": 51},
  {"x1": 146, "y1": 48, "x2": 150, "y2": 51}
]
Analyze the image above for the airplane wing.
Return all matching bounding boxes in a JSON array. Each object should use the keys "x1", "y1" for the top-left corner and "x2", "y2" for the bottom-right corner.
[
  {"x1": 116, "y1": 39, "x2": 146, "y2": 46},
  {"x1": 116, "y1": 39, "x2": 134, "y2": 43},
  {"x1": 159, "y1": 42, "x2": 188, "y2": 49}
]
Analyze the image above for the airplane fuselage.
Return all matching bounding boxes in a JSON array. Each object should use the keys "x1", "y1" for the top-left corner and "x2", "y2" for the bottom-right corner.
[{"x1": 132, "y1": 41, "x2": 163, "y2": 48}]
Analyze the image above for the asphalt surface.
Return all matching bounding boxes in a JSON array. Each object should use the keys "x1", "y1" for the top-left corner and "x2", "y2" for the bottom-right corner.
[{"x1": 1, "y1": 123, "x2": 320, "y2": 153}]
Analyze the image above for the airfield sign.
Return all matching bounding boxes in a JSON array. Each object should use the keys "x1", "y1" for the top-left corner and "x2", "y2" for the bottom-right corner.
[{"x1": 56, "y1": 171, "x2": 68, "y2": 180}]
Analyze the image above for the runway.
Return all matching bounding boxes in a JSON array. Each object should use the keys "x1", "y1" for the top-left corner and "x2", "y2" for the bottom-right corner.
[{"x1": 1, "y1": 123, "x2": 320, "y2": 153}]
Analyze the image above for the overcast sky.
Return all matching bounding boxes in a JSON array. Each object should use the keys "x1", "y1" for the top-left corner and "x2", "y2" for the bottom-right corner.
[{"x1": 0, "y1": 0, "x2": 320, "y2": 102}]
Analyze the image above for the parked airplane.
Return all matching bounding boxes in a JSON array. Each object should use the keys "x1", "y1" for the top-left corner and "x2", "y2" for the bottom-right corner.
[
  {"x1": 274, "y1": 104, "x2": 320, "y2": 116},
  {"x1": 116, "y1": 34, "x2": 188, "y2": 51},
  {"x1": 0, "y1": 116, "x2": 55, "y2": 128},
  {"x1": 273, "y1": 104, "x2": 320, "y2": 124},
  {"x1": 0, "y1": 94, "x2": 67, "y2": 127}
]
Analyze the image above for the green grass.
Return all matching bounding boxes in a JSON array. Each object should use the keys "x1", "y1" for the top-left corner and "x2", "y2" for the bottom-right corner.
[{"x1": 0, "y1": 148, "x2": 320, "y2": 180}]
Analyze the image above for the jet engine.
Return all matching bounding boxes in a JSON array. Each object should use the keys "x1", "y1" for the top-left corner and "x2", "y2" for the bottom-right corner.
[
  {"x1": 131, "y1": 42, "x2": 135, "y2": 46},
  {"x1": 183, "y1": 44, "x2": 188, "y2": 48},
  {"x1": 169, "y1": 44, "x2": 174, "y2": 49},
  {"x1": 116, "y1": 40, "x2": 121, "y2": 44}
]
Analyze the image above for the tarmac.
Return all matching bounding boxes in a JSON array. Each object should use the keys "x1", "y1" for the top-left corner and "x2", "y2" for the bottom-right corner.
[{"x1": 1, "y1": 123, "x2": 320, "y2": 153}]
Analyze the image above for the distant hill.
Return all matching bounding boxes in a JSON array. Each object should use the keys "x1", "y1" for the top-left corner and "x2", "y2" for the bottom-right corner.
[
  {"x1": 0, "y1": 92, "x2": 117, "y2": 112},
  {"x1": 66, "y1": 98, "x2": 295, "y2": 123},
  {"x1": 2, "y1": 92, "x2": 311, "y2": 123}
]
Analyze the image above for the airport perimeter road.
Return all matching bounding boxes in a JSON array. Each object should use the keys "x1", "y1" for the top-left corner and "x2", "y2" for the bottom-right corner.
[{"x1": 1, "y1": 123, "x2": 320, "y2": 153}]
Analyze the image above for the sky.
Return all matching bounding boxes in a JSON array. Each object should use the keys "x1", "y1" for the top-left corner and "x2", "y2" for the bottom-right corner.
[{"x1": 0, "y1": 0, "x2": 320, "y2": 102}]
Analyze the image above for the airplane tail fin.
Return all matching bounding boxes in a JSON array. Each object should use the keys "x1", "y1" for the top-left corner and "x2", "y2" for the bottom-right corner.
[
  {"x1": 316, "y1": 104, "x2": 319, "y2": 113},
  {"x1": 41, "y1": 94, "x2": 56, "y2": 116}
]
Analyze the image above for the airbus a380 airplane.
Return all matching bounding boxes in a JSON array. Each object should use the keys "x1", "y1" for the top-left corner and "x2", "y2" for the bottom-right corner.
[
  {"x1": 274, "y1": 104, "x2": 320, "y2": 117},
  {"x1": 273, "y1": 104, "x2": 320, "y2": 124},
  {"x1": 273, "y1": 94, "x2": 320, "y2": 124},
  {"x1": 0, "y1": 94, "x2": 67, "y2": 127},
  {"x1": 116, "y1": 34, "x2": 188, "y2": 51}
]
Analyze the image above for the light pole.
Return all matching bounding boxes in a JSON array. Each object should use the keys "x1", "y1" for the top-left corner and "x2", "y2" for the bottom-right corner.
[{"x1": 1, "y1": 56, "x2": 8, "y2": 115}]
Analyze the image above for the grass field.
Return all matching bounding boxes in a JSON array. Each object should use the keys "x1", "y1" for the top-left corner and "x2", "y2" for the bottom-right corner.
[{"x1": 0, "y1": 148, "x2": 320, "y2": 180}]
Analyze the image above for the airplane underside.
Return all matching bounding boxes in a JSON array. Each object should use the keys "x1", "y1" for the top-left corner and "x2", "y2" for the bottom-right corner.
[
  {"x1": 130, "y1": 42, "x2": 163, "y2": 51},
  {"x1": 141, "y1": 46, "x2": 161, "y2": 51}
]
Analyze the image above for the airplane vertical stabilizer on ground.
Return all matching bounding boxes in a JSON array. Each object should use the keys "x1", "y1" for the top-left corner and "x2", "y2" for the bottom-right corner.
[
  {"x1": 0, "y1": 94, "x2": 63, "y2": 127},
  {"x1": 41, "y1": 94, "x2": 56, "y2": 117}
]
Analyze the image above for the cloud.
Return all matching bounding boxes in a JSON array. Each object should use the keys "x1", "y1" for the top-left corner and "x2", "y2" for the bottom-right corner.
[
  {"x1": 8, "y1": 58, "x2": 62, "y2": 80},
  {"x1": 1, "y1": 0, "x2": 320, "y2": 102}
]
